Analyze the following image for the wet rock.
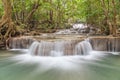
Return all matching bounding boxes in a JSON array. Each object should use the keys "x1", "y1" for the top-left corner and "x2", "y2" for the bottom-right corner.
[
  {"x1": 7, "y1": 36, "x2": 35, "y2": 49},
  {"x1": 0, "y1": 42, "x2": 5, "y2": 49},
  {"x1": 29, "y1": 39, "x2": 91, "y2": 56},
  {"x1": 89, "y1": 37, "x2": 120, "y2": 52},
  {"x1": 55, "y1": 29, "x2": 78, "y2": 35}
]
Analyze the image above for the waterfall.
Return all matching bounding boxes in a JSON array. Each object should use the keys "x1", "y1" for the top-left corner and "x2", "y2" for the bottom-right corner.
[
  {"x1": 50, "y1": 41, "x2": 64, "y2": 56},
  {"x1": 28, "y1": 39, "x2": 93, "y2": 56},
  {"x1": 29, "y1": 41, "x2": 54, "y2": 56},
  {"x1": 7, "y1": 36, "x2": 35, "y2": 49},
  {"x1": 29, "y1": 41, "x2": 69, "y2": 56},
  {"x1": 89, "y1": 38, "x2": 120, "y2": 52},
  {"x1": 74, "y1": 40, "x2": 92, "y2": 55}
]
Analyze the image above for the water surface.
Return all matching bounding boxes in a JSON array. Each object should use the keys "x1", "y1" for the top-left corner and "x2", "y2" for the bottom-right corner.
[{"x1": 0, "y1": 50, "x2": 120, "y2": 80}]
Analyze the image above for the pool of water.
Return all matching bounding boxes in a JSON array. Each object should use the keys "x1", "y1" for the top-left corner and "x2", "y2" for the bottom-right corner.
[{"x1": 0, "y1": 50, "x2": 120, "y2": 80}]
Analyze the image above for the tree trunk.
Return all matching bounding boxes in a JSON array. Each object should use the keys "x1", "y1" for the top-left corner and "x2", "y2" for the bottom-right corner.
[
  {"x1": 112, "y1": 0, "x2": 117, "y2": 36},
  {"x1": 25, "y1": 1, "x2": 40, "y2": 23},
  {"x1": 0, "y1": 0, "x2": 15, "y2": 40},
  {"x1": 12, "y1": 0, "x2": 18, "y2": 22},
  {"x1": 25, "y1": 0, "x2": 40, "y2": 30},
  {"x1": 100, "y1": 0, "x2": 117, "y2": 36},
  {"x1": 101, "y1": 0, "x2": 113, "y2": 35},
  {"x1": 49, "y1": 0, "x2": 53, "y2": 24},
  {"x1": 56, "y1": 0, "x2": 60, "y2": 28}
]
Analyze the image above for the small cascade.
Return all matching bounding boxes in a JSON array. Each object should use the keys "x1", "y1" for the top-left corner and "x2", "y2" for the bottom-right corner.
[
  {"x1": 28, "y1": 39, "x2": 93, "y2": 56},
  {"x1": 29, "y1": 41, "x2": 54, "y2": 56},
  {"x1": 75, "y1": 40, "x2": 92, "y2": 55},
  {"x1": 89, "y1": 38, "x2": 120, "y2": 52},
  {"x1": 50, "y1": 41, "x2": 64, "y2": 56},
  {"x1": 109, "y1": 38, "x2": 120, "y2": 52},
  {"x1": 7, "y1": 36, "x2": 35, "y2": 49}
]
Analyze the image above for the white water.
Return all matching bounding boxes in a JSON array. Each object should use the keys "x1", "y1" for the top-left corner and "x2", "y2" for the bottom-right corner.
[
  {"x1": 28, "y1": 39, "x2": 92, "y2": 56},
  {"x1": 1, "y1": 47, "x2": 120, "y2": 80},
  {"x1": 3, "y1": 37, "x2": 120, "y2": 80},
  {"x1": 8, "y1": 36, "x2": 35, "y2": 49},
  {"x1": 75, "y1": 41, "x2": 92, "y2": 55}
]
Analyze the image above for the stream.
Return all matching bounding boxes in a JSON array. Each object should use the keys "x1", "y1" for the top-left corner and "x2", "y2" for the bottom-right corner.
[{"x1": 0, "y1": 49, "x2": 120, "y2": 80}]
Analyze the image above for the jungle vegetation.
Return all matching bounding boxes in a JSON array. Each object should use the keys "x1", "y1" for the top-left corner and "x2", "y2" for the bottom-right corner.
[{"x1": 0, "y1": 0, "x2": 120, "y2": 42}]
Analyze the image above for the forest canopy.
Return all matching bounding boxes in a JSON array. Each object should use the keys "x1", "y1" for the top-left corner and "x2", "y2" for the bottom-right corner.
[{"x1": 0, "y1": 0, "x2": 120, "y2": 41}]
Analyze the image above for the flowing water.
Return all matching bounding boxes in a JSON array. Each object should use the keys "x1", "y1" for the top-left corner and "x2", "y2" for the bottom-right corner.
[
  {"x1": 28, "y1": 40, "x2": 92, "y2": 56},
  {"x1": 0, "y1": 39, "x2": 120, "y2": 80}
]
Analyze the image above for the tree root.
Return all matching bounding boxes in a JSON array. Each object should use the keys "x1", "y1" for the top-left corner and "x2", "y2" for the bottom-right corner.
[{"x1": 0, "y1": 20, "x2": 16, "y2": 41}]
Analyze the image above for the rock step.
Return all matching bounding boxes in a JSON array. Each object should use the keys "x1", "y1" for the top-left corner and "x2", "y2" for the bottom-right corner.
[
  {"x1": 89, "y1": 37, "x2": 120, "y2": 52},
  {"x1": 0, "y1": 42, "x2": 5, "y2": 49}
]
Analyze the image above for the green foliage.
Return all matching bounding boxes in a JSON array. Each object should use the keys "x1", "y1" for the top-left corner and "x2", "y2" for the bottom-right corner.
[
  {"x1": 0, "y1": 0, "x2": 120, "y2": 33},
  {"x1": 0, "y1": 0, "x2": 3, "y2": 18}
]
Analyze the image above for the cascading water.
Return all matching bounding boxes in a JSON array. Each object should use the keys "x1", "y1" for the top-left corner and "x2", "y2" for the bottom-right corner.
[
  {"x1": 75, "y1": 40, "x2": 92, "y2": 55},
  {"x1": 50, "y1": 41, "x2": 64, "y2": 56},
  {"x1": 28, "y1": 39, "x2": 93, "y2": 56},
  {"x1": 1, "y1": 37, "x2": 120, "y2": 80},
  {"x1": 7, "y1": 36, "x2": 35, "y2": 49},
  {"x1": 89, "y1": 38, "x2": 120, "y2": 52}
]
